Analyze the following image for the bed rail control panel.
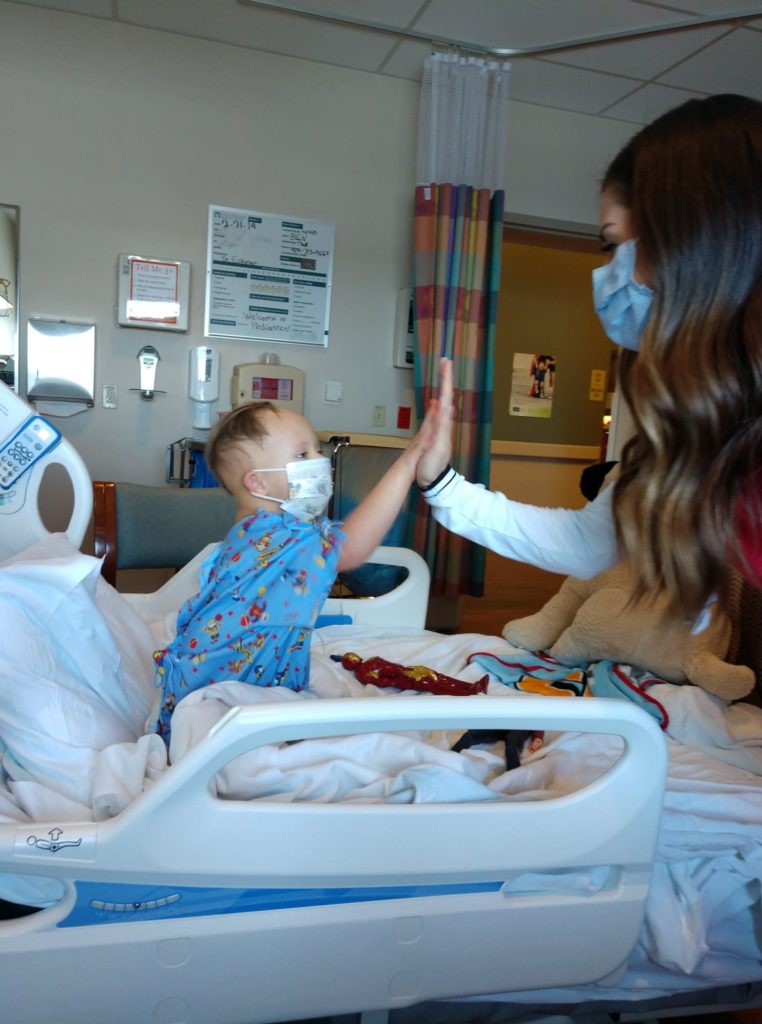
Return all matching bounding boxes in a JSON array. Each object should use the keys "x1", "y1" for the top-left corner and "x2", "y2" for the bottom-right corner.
[
  {"x1": 88, "y1": 892, "x2": 181, "y2": 914},
  {"x1": 0, "y1": 415, "x2": 61, "y2": 489}
]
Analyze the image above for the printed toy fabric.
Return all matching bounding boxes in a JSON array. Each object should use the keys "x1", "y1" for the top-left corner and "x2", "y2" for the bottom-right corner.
[
  {"x1": 154, "y1": 509, "x2": 343, "y2": 743},
  {"x1": 468, "y1": 649, "x2": 669, "y2": 729}
]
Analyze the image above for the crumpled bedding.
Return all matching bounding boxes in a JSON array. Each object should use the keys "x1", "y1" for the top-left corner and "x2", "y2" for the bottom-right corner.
[{"x1": 1, "y1": 535, "x2": 761, "y2": 998}]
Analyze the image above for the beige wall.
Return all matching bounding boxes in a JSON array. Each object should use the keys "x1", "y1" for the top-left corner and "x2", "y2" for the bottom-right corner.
[
  {"x1": 493, "y1": 236, "x2": 614, "y2": 448},
  {"x1": 0, "y1": 1, "x2": 634, "y2": 494},
  {"x1": 490, "y1": 453, "x2": 592, "y2": 511}
]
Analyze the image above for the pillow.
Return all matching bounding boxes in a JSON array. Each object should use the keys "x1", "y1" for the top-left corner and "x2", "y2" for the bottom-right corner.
[{"x1": 0, "y1": 534, "x2": 156, "y2": 807}]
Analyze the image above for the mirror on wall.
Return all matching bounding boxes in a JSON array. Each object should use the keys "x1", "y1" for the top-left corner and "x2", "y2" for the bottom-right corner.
[{"x1": 0, "y1": 204, "x2": 19, "y2": 391}]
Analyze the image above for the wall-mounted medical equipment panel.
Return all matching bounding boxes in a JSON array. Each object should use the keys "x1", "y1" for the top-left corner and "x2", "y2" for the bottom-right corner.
[
  {"x1": 26, "y1": 318, "x2": 95, "y2": 417},
  {"x1": 205, "y1": 205, "x2": 333, "y2": 347},
  {"x1": 117, "y1": 254, "x2": 190, "y2": 332},
  {"x1": 231, "y1": 361, "x2": 304, "y2": 413}
]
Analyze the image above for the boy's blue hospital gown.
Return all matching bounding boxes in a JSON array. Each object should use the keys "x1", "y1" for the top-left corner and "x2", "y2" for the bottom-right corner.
[{"x1": 153, "y1": 509, "x2": 344, "y2": 743}]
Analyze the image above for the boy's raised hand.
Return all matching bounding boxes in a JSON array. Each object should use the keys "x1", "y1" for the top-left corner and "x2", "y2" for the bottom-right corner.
[{"x1": 416, "y1": 357, "x2": 453, "y2": 487}]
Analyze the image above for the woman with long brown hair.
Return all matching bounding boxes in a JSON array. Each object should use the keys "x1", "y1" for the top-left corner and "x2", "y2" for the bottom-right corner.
[{"x1": 418, "y1": 93, "x2": 762, "y2": 627}]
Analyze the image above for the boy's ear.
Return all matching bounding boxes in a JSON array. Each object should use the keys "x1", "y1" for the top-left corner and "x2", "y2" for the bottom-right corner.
[{"x1": 243, "y1": 468, "x2": 267, "y2": 495}]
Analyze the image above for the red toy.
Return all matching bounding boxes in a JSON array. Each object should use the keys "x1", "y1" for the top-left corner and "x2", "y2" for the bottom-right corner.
[{"x1": 331, "y1": 652, "x2": 489, "y2": 696}]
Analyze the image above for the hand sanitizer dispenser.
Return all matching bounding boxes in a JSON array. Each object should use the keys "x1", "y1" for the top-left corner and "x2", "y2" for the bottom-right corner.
[{"x1": 189, "y1": 345, "x2": 219, "y2": 430}]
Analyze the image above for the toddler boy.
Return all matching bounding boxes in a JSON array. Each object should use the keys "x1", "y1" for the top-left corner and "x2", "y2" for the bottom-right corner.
[{"x1": 153, "y1": 385, "x2": 444, "y2": 744}]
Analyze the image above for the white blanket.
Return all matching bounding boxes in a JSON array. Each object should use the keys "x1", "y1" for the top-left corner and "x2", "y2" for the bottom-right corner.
[{"x1": 1, "y1": 537, "x2": 761, "y2": 999}]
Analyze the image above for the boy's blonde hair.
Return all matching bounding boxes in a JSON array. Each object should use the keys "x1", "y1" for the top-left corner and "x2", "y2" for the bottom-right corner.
[{"x1": 205, "y1": 401, "x2": 279, "y2": 493}]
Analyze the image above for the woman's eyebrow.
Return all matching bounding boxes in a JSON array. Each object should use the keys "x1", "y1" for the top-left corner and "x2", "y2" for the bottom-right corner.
[{"x1": 598, "y1": 221, "x2": 615, "y2": 242}]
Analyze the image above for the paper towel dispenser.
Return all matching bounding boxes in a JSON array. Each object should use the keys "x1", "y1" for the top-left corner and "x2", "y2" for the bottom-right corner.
[{"x1": 26, "y1": 318, "x2": 95, "y2": 416}]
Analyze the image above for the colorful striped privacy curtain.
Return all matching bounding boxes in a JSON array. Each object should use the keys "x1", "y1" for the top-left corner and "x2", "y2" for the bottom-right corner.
[{"x1": 409, "y1": 53, "x2": 510, "y2": 598}]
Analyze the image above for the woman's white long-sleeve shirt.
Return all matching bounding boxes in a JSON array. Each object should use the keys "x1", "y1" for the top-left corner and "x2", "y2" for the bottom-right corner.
[{"x1": 421, "y1": 467, "x2": 620, "y2": 579}]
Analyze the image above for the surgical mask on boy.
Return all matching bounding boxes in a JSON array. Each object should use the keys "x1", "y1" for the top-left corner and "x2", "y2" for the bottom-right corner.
[
  {"x1": 252, "y1": 456, "x2": 333, "y2": 520},
  {"x1": 592, "y1": 238, "x2": 654, "y2": 351}
]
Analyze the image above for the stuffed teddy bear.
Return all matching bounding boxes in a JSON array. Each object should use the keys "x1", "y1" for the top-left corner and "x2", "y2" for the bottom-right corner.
[{"x1": 502, "y1": 560, "x2": 755, "y2": 701}]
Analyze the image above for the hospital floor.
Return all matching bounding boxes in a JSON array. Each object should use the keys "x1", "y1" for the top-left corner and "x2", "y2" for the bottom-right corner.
[{"x1": 458, "y1": 552, "x2": 566, "y2": 635}]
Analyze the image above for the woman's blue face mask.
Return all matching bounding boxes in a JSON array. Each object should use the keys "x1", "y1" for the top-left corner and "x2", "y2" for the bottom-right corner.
[{"x1": 592, "y1": 238, "x2": 653, "y2": 351}]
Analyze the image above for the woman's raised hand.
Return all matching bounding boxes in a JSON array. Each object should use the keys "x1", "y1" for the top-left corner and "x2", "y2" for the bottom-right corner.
[{"x1": 416, "y1": 357, "x2": 453, "y2": 488}]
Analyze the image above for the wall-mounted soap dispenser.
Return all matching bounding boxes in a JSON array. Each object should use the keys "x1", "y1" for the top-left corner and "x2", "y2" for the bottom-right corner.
[{"x1": 132, "y1": 344, "x2": 165, "y2": 400}]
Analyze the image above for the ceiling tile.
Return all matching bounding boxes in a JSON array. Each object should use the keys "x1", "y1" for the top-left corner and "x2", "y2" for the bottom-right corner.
[
  {"x1": 648, "y1": 0, "x2": 762, "y2": 12},
  {"x1": 381, "y1": 38, "x2": 434, "y2": 80},
  {"x1": 542, "y1": 22, "x2": 728, "y2": 78},
  {"x1": 250, "y1": 0, "x2": 427, "y2": 28},
  {"x1": 657, "y1": 26, "x2": 762, "y2": 97},
  {"x1": 508, "y1": 59, "x2": 640, "y2": 115},
  {"x1": 5, "y1": 0, "x2": 113, "y2": 15},
  {"x1": 7, "y1": 0, "x2": 762, "y2": 116},
  {"x1": 413, "y1": 0, "x2": 687, "y2": 52},
  {"x1": 600, "y1": 81, "x2": 707, "y2": 123},
  {"x1": 118, "y1": 0, "x2": 400, "y2": 73}
]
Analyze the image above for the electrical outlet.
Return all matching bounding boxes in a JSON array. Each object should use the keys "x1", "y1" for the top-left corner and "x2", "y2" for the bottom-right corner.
[
  {"x1": 102, "y1": 384, "x2": 118, "y2": 409},
  {"x1": 372, "y1": 404, "x2": 386, "y2": 428}
]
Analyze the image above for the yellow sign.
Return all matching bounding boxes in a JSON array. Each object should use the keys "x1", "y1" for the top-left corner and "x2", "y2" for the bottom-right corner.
[{"x1": 589, "y1": 368, "x2": 606, "y2": 402}]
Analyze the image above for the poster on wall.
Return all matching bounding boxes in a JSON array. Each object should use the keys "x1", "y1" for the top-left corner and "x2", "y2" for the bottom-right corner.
[
  {"x1": 509, "y1": 352, "x2": 557, "y2": 418},
  {"x1": 204, "y1": 205, "x2": 335, "y2": 346},
  {"x1": 117, "y1": 255, "x2": 190, "y2": 332}
]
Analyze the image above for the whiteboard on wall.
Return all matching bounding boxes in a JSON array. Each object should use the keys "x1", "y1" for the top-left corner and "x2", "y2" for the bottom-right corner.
[{"x1": 204, "y1": 205, "x2": 334, "y2": 347}]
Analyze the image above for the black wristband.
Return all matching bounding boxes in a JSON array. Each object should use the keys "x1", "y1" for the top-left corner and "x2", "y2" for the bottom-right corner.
[{"x1": 420, "y1": 464, "x2": 452, "y2": 493}]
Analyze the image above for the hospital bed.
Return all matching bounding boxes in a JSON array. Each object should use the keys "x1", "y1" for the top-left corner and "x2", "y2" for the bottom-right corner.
[{"x1": 0, "y1": 381, "x2": 761, "y2": 1024}]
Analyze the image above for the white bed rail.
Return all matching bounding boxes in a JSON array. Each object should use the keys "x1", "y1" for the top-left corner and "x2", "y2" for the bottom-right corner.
[
  {"x1": 1, "y1": 695, "x2": 665, "y2": 888},
  {"x1": 322, "y1": 544, "x2": 430, "y2": 627},
  {"x1": 124, "y1": 543, "x2": 431, "y2": 631},
  {"x1": 0, "y1": 696, "x2": 667, "y2": 1023},
  {"x1": 0, "y1": 381, "x2": 93, "y2": 562}
]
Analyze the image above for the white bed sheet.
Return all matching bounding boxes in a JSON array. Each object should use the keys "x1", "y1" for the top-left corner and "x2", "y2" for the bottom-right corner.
[{"x1": 1, "y1": 538, "x2": 761, "y2": 1009}]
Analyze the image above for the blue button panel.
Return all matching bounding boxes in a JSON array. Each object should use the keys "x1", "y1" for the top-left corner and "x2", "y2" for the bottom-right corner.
[{"x1": 59, "y1": 880, "x2": 503, "y2": 928}]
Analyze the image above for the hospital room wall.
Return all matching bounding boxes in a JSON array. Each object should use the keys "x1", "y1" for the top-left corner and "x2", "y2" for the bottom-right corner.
[{"x1": 0, "y1": 1, "x2": 632, "y2": 509}]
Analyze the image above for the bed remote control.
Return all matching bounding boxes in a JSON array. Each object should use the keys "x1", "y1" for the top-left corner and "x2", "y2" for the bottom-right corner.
[{"x1": 0, "y1": 415, "x2": 61, "y2": 490}]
